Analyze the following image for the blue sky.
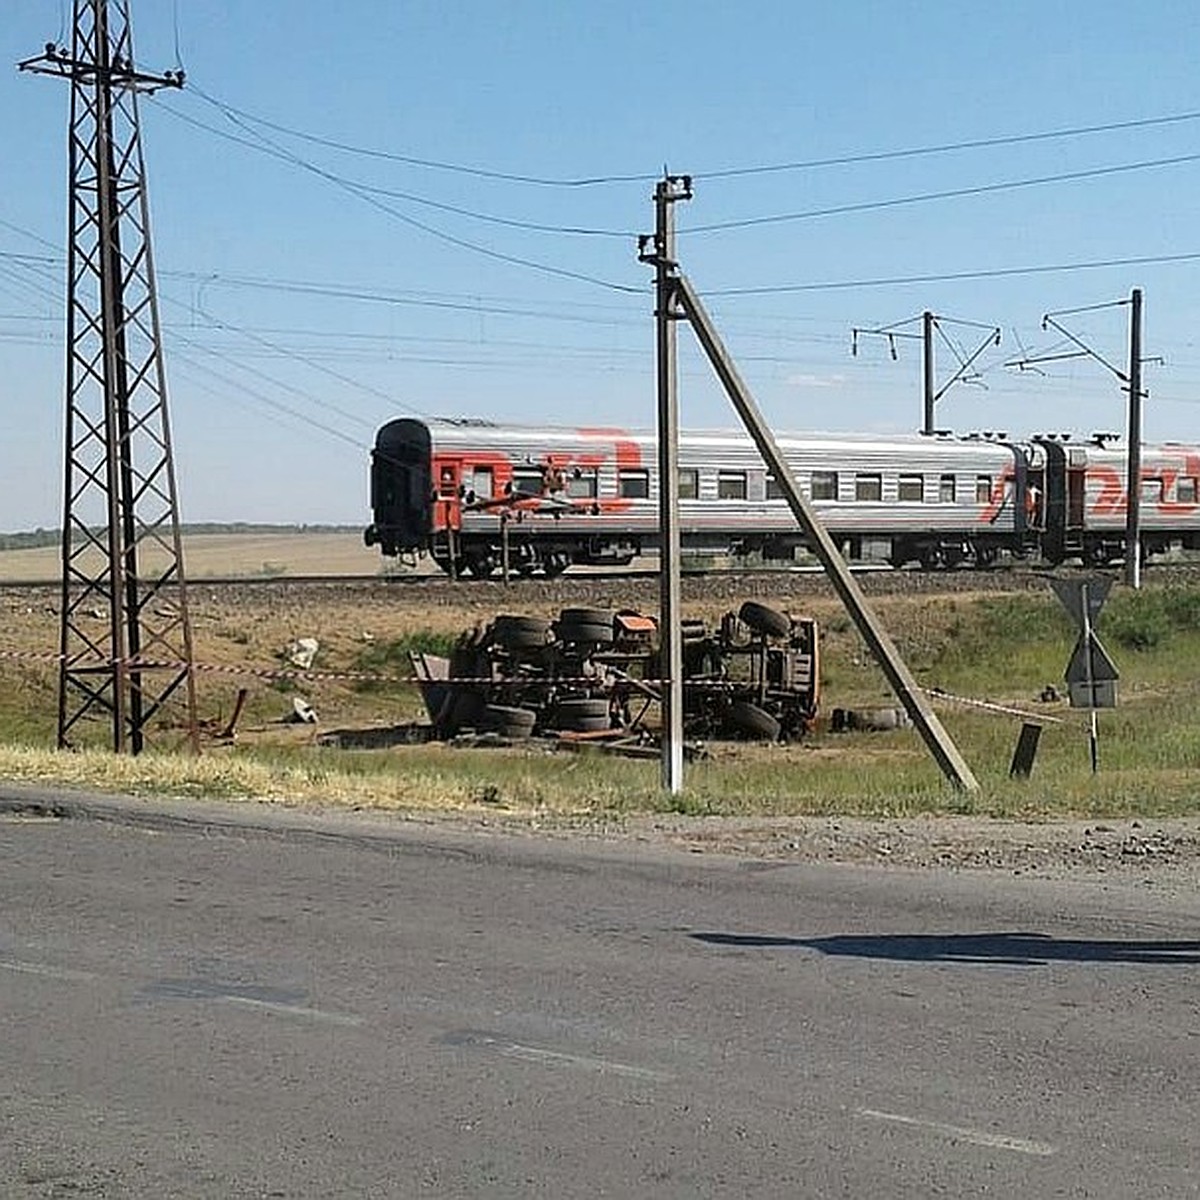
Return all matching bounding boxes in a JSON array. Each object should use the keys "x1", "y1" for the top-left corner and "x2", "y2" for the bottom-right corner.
[{"x1": 2, "y1": 1, "x2": 1199, "y2": 530}]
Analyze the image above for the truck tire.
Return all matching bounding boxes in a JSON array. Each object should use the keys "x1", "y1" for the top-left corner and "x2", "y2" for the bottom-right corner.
[
  {"x1": 555, "y1": 618, "x2": 613, "y2": 647},
  {"x1": 491, "y1": 615, "x2": 552, "y2": 652},
  {"x1": 479, "y1": 704, "x2": 538, "y2": 738},
  {"x1": 554, "y1": 697, "x2": 611, "y2": 733},
  {"x1": 724, "y1": 700, "x2": 781, "y2": 741},
  {"x1": 738, "y1": 601, "x2": 790, "y2": 638}
]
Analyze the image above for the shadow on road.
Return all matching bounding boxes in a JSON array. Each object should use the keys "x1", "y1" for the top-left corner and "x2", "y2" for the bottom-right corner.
[{"x1": 690, "y1": 931, "x2": 1200, "y2": 966}]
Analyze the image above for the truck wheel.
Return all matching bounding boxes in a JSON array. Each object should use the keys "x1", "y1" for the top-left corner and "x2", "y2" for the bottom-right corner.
[
  {"x1": 554, "y1": 697, "x2": 611, "y2": 733},
  {"x1": 479, "y1": 704, "x2": 537, "y2": 738},
  {"x1": 724, "y1": 700, "x2": 781, "y2": 741},
  {"x1": 491, "y1": 615, "x2": 552, "y2": 651},
  {"x1": 555, "y1": 609, "x2": 614, "y2": 646},
  {"x1": 738, "y1": 601, "x2": 790, "y2": 638}
]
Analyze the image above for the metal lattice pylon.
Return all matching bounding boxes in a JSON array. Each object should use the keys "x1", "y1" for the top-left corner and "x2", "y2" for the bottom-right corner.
[{"x1": 21, "y1": 1, "x2": 197, "y2": 753}]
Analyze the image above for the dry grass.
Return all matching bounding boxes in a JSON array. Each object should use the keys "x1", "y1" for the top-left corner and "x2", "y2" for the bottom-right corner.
[{"x1": 3, "y1": 539, "x2": 1200, "y2": 819}]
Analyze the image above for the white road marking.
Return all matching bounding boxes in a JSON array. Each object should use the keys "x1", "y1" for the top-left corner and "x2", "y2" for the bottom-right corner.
[
  {"x1": 478, "y1": 1034, "x2": 671, "y2": 1082},
  {"x1": 217, "y1": 994, "x2": 364, "y2": 1027},
  {"x1": 855, "y1": 1108, "x2": 1057, "y2": 1157},
  {"x1": 0, "y1": 959, "x2": 97, "y2": 983}
]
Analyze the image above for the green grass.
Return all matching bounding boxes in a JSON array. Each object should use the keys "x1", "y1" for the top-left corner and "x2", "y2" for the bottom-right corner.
[{"x1": 352, "y1": 632, "x2": 459, "y2": 694}]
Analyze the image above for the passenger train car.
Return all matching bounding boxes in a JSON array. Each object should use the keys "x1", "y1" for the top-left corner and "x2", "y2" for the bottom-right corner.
[{"x1": 364, "y1": 417, "x2": 1200, "y2": 576}]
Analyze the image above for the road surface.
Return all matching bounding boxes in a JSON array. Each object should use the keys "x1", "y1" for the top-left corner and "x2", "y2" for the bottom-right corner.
[{"x1": 1, "y1": 792, "x2": 1197, "y2": 1197}]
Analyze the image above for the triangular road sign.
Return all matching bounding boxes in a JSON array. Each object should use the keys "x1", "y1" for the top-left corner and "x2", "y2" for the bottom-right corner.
[
  {"x1": 1051, "y1": 576, "x2": 1112, "y2": 630},
  {"x1": 1065, "y1": 631, "x2": 1120, "y2": 684}
]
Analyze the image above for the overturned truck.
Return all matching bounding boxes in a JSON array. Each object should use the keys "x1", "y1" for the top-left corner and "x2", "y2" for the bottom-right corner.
[{"x1": 412, "y1": 601, "x2": 819, "y2": 744}]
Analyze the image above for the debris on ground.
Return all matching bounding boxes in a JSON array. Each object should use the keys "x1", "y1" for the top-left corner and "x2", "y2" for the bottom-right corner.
[{"x1": 286, "y1": 637, "x2": 320, "y2": 669}]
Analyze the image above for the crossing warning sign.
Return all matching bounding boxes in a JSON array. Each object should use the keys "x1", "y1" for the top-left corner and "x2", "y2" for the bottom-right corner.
[{"x1": 1051, "y1": 577, "x2": 1119, "y2": 710}]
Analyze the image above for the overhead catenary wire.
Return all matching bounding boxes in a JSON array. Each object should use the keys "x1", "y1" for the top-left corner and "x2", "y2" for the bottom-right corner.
[
  {"x1": 703, "y1": 250, "x2": 1200, "y2": 296},
  {"x1": 164, "y1": 95, "x2": 635, "y2": 239},
  {"x1": 157, "y1": 92, "x2": 643, "y2": 295},
  {"x1": 182, "y1": 89, "x2": 1200, "y2": 187},
  {"x1": 686, "y1": 151, "x2": 1200, "y2": 233}
]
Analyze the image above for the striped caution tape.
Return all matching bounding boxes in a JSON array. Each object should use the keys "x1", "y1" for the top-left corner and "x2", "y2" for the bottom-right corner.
[
  {"x1": 3, "y1": 649, "x2": 1059, "y2": 718},
  {"x1": 923, "y1": 686, "x2": 1065, "y2": 724},
  {"x1": 0, "y1": 647, "x2": 607, "y2": 687}
]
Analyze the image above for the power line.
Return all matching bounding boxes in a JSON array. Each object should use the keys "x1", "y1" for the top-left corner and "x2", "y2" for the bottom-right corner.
[
  {"x1": 698, "y1": 109, "x2": 1200, "y2": 180},
  {"x1": 161, "y1": 268, "x2": 645, "y2": 326},
  {"x1": 687, "y1": 152, "x2": 1200, "y2": 233},
  {"x1": 176, "y1": 90, "x2": 655, "y2": 187},
  {"x1": 156, "y1": 94, "x2": 643, "y2": 294},
  {"x1": 703, "y1": 251, "x2": 1200, "y2": 296},
  {"x1": 182, "y1": 89, "x2": 1200, "y2": 186},
  {"x1": 163, "y1": 94, "x2": 634, "y2": 239}
]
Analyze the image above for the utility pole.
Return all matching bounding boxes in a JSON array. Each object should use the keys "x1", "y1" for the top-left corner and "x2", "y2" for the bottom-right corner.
[
  {"x1": 638, "y1": 175, "x2": 691, "y2": 794},
  {"x1": 1017, "y1": 291, "x2": 1155, "y2": 589},
  {"x1": 922, "y1": 310, "x2": 935, "y2": 437},
  {"x1": 1126, "y1": 288, "x2": 1143, "y2": 589},
  {"x1": 851, "y1": 311, "x2": 999, "y2": 436},
  {"x1": 21, "y1": 1, "x2": 197, "y2": 752}
]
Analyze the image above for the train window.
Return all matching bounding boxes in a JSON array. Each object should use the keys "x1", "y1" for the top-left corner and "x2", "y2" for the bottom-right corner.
[
  {"x1": 512, "y1": 467, "x2": 543, "y2": 496},
  {"x1": 1178, "y1": 476, "x2": 1199, "y2": 504},
  {"x1": 618, "y1": 468, "x2": 650, "y2": 499},
  {"x1": 975, "y1": 475, "x2": 992, "y2": 503},
  {"x1": 811, "y1": 471, "x2": 838, "y2": 500},
  {"x1": 470, "y1": 466, "x2": 494, "y2": 501},
  {"x1": 1141, "y1": 477, "x2": 1164, "y2": 503},
  {"x1": 855, "y1": 473, "x2": 882, "y2": 502},
  {"x1": 678, "y1": 468, "x2": 699, "y2": 500},
  {"x1": 765, "y1": 474, "x2": 784, "y2": 500},
  {"x1": 567, "y1": 468, "x2": 598, "y2": 499},
  {"x1": 898, "y1": 474, "x2": 924, "y2": 502},
  {"x1": 718, "y1": 471, "x2": 747, "y2": 500},
  {"x1": 939, "y1": 474, "x2": 956, "y2": 503}
]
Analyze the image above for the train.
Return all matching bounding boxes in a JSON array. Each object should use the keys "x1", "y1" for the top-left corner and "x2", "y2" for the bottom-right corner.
[{"x1": 364, "y1": 416, "x2": 1200, "y2": 577}]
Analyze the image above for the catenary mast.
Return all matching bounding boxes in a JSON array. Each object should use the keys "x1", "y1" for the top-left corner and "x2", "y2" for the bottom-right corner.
[{"x1": 21, "y1": 0, "x2": 197, "y2": 752}]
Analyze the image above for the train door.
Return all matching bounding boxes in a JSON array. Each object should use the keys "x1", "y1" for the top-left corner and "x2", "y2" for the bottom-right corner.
[
  {"x1": 1035, "y1": 439, "x2": 1084, "y2": 563},
  {"x1": 1066, "y1": 448, "x2": 1087, "y2": 540},
  {"x1": 434, "y1": 459, "x2": 464, "y2": 531}
]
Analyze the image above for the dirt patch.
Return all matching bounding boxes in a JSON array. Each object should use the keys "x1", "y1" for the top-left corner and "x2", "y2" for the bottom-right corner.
[{"x1": 495, "y1": 810, "x2": 1200, "y2": 886}]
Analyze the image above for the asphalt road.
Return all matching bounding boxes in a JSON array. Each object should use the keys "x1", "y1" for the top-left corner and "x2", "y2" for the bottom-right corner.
[{"x1": 1, "y1": 794, "x2": 1198, "y2": 1198}]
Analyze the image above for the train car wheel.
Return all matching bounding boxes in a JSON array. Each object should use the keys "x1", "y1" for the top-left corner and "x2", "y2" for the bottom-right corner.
[
  {"x1": 737, "y1": 601, "x2": 790, "y2": 639},
  {"x1": 464, "y1": 554, "x2": 496, "y2": 578}
]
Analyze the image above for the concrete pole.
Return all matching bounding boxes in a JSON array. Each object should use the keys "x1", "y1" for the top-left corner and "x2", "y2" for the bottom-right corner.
[
  {"x1": 922, "y1": 310, "x2": 935, "y2": 436},
  {"x1": 652, "y1": 177, "x2": 686, "y2": 793},
  {"x1": 1125, "y1": 288, "x2": 1143, "y2": 590}
]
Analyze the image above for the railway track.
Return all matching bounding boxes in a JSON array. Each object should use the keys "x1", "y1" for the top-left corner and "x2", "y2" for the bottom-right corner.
[{"x1": 4, "y1": 560, "x2": 1199, "y2": 602}]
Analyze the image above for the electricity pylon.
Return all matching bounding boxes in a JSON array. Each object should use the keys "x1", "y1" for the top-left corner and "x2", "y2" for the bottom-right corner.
[{"x1": 21, "y1": 0, "x2": 197, "y2": 753}]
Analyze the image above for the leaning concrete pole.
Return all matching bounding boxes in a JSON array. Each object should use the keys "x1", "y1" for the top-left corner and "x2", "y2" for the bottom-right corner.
[{"x1": 674, "y1": 274, "x2": 979, "y2": 792}]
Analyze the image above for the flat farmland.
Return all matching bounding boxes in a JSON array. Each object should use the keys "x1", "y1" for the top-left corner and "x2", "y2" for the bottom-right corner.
[{"x1": 0, "y1": 530, "x2": 390, "y2": 583}]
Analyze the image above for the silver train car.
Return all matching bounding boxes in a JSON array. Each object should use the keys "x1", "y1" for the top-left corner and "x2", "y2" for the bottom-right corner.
[{"x1": 364, "y1": 417, "x2": 1200, "y2": 576}]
